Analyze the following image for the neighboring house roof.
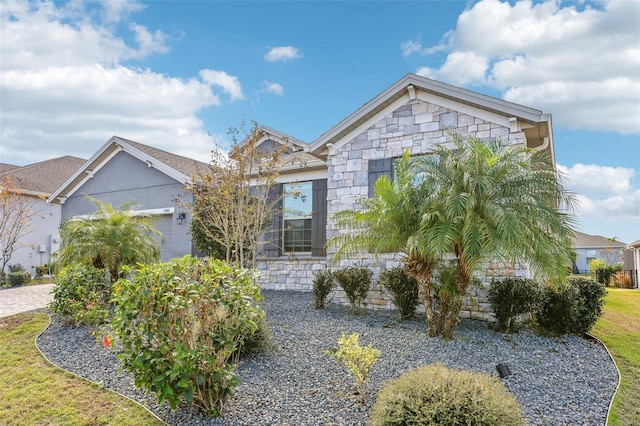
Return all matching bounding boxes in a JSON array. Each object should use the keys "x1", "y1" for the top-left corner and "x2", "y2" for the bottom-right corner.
[
  {"x1": 573, "y1": 230, "x2": 627, "y2": 248},
  {"x1": 307, "y1": 73, "x2": 554, "y2": 161},
  {"x1": 48, "y1": 136, "x2": 209, "y2": 204},
  {"x1": 0, "y1": 156, "x2": 86, "y2": 197},
  {"x1": 629, "y1": 240, "x2": 640, "y2": 248}
]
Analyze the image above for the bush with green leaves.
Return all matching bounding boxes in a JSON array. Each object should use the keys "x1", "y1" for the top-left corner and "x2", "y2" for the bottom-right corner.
[
  {"x1": 488, "y1": 277, "x2": 542, "y2": 333},
  {"x1": 589, "y1": 259, "x2": 623, "y2": 286},
  {"x1": 370, "y1": 363, "x2": 525, "y2": 426},
  {"x1": 111, "y1": 256, "x2": 265, "y2": 417},
  {"x1": 49, "y1": 264, "x2": 110, "y2": 326},
  {"x1": 7, "y1": 270, "x2": 31, "y2": 286},
  {"x1": 313, "y1": 268, "x2": 335, "y2": 309},
  {"x1": 325, "y1": 332, "x2": 380, "y2": 394},
  {"x1": 536, "y1": 277, "x2": 607, "y2": 335},
  {"x1": 378, "y1": 267, "x2": 420, "y2": 320},
  {"x1": 333, "y1": 266, "x2": 372, "y2": 310}
]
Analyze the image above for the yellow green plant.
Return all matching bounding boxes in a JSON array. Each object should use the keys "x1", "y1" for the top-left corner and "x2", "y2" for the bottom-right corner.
[{"x1": 326, "y1": 332, "x2": 380, "y2": 394}]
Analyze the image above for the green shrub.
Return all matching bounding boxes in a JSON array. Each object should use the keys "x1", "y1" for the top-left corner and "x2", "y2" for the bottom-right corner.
[
  {"x1": 236, "y1": 314, "x2": 272, "y2": 358},
  {"x1": 7, "y1": 270, "x2": 31, "y2": 286},
  {"x1": 488, "y1": 277, "x2": 542, "y2": 333},
  {"x1": 589, "y1": 259, "x2": 623, "y2": 286},
  {"x1": 378, "y1": 267, "x2": 419, "y2": 320},
  {"x1": 325, "y1": 332, "x2": 380, "y2": 394},
  {"x1": 313, "y1": 268, "x2": 335, "y2": 309},
  {"x1": 111, "y1": 256, "x2": 264, "y2": 417},
  {"x1": 7, "y1": 263, "x2": 25, "y2": 272},
  {"x1": 370, "y1": 364, "x2": 525, "y2": 426},
  {"x1": 334, "y1": 266, "x2": 372, "y2": 310},
  {"x1": 49, "y1": 264, "x2": 110, "y2": 326},
  {"x1": 536, "y1": 277, "x2": 606, "y2": 335}
]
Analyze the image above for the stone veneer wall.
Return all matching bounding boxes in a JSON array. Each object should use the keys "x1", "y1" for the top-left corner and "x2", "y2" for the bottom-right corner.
[{"x1": 257, "y1": 97, "x2": 530, "y2": 321}]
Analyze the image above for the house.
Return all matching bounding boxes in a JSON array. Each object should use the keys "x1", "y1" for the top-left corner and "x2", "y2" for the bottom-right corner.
[
  {"x1": 48, "y1": 136, "x2": 209, "y2": 260},
  {"x1": 572, "y1": 230, "x2": 627, "y2": 273},
  {"x1": 623, "y1": 240, "x2": 640, "y2": 289},
  {"x1": 0, "y1": 156, "x2": 86, "y2": 275},
  {"x1": 255, "y1": 73, "x2": 556, "y2": 319}
]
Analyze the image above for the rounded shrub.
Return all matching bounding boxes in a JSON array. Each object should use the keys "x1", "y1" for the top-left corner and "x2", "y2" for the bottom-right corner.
[
  {"x1": 7, "y1": 270, "x2": 31, "y2": 286},
  {"x1": 378, "y1": 267, "x2": 419, "y2": 320},
  {"x1": 370, "y1": 364, "x2": 525, "y2": 426},
  {"x1": 49, "y1": 264, "x2": 110, "y2": 326},
  {"x1": 488, "y1": 277, "x2": 542, "y2": 333},
  {"x1": 313, "y1": 268, "x2": 335, "y2": 309},
  {"x1": 334, "y1": 266, "x2": 372, "y2": 310},
  {"x1": 111, "y1": 256, "x2": 265, "y2": 417},
  {"x1": 536, "y1": 277, "x2": 606, "y2": 335}
]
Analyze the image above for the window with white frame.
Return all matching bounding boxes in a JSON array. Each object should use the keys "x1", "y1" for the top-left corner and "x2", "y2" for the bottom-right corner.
[{"x1": 283, "y1": 182, "x2": 312, "y2": 252}]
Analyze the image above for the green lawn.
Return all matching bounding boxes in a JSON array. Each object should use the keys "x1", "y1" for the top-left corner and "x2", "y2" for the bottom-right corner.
[
  {"x1": 591, "y1": 288, "x2": 640, "y2": 426},
  {"x1": 0, "y1": 312, "x2": 164, "y2": 426}
]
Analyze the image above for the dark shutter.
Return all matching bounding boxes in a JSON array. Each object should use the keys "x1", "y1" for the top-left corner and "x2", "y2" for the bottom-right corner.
[
  {"x1": 368, "y1": 158, "x2": 393, "y2": 197},
  {"x1": 263, "y1": 183, "x2": 283, "y2": 257},
  {"x1": 311, "y1": 179, "x2": 328, "y2": 257}
]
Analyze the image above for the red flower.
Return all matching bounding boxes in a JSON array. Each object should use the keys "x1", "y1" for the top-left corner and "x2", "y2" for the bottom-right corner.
[
  {"x1": 86, "y1": 302, "x2": 97, "y2": 310},
  {"x1": 103, "y1": 336, "x2": 112, "y2": 348}
]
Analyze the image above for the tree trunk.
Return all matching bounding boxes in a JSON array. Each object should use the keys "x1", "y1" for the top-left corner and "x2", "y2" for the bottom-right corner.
[{"x1": 404, "y1": 258, "x2": 438, "y2": 337}]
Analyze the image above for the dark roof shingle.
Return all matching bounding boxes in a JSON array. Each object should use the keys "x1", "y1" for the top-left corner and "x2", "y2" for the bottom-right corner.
[{"x1": 0, "y1": 156, "x2": 86, "y2": 195}]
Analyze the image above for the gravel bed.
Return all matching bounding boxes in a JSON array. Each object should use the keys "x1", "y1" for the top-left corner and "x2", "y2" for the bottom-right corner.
[{"x1": 37, "y1": 290, "x2": 618, "y2": 425}]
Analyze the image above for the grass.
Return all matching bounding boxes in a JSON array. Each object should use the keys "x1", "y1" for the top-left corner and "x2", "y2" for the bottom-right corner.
[
  {"x1": 0, "y1": 312, "x2": 164, "y2": 426},
  {"x1": 591, "y1": 288, "x2": 640, "y2": 426}
]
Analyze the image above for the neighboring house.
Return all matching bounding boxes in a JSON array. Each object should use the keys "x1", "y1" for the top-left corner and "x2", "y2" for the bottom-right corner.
[
  {"x1": 48, "y1": 136, "x2": 209, "y2": 261},
  {"x1": 255, "y1": 73, "x2": 556, "y2": 319},
  {"x1": 623, "y1": 240, "x2": 640, "y2": 289},
  {"x1": 572, "y1": 230, "x2": 627, "y2": 273},
  {"x1": 0, "y1": 156, "x2": 86, "y2": 275}
]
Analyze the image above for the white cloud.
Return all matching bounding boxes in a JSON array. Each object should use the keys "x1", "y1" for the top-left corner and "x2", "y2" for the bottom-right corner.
[
  {"x1": 558, "y1": 163, "x2": 639, "y2": 241},
  {"x1": 199, "y1": 69, "x2": 244, "y2": 101},
  {"x1": 0, "y1": 0, "x2": 240, "y2": 165},
  {"x1": 408, "y1": 0, "x2": 640, "y2": 134},
  {"x1": 264, "y1": 46, "x2": 302, "y2": 62},
  {"x1": 260, "y1": 81, "x2": 284, "y2": 96}
]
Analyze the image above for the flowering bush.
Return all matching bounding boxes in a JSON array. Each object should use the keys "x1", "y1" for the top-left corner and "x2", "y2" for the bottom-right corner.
[
  {"x1": 111, "y1": 256, "x2": 265, "y2": 416},
  {"x1": 49, "y1": 264, "x2": 110, "y2": 326}
]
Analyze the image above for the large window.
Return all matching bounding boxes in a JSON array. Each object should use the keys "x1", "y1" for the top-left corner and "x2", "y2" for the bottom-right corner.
[{"x1": 283, "y1": 182, "x2": 312, "y2": 252}]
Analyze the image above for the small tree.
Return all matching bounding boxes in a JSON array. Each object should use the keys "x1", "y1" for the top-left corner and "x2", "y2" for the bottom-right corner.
[
  {"x1": 0, "y1": 175, "x2": 44, "y2": 274},
  {"x1": 185, "y1": 122, "x2": 289, "y2": 269},
  {"x1": 56, "y1": 196, "x2": 162, "y2": 282}
]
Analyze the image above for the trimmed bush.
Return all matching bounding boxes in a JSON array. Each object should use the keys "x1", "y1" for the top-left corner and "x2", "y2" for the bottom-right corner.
[
  {"x1": 111, "y1": 256, "x2": 264, "y2": 417},
  {"x1": 7, "y1": 270, "x2": 31, "y2": 286},
  {"x1": 313, "y1": 268, "x2": 335, "y2": 309},
  {"x1": 536, "y1": 277, "x2": 607, "y2": 335},
  {"x1": 370, "y1": 364, "x2": 525, "y2": 426},
  {"x1": 334, "y1": 266, "x2": 372, "y2": 310},
  {"x1": 378, "y1": 267, "x2": 419, "y2": 320},
  {"x1": 488, "y1": 277, "x2": 542, "y2": 333},
  {"x1": 49, "y1": 264, "x2": 110, "y2": 326}
]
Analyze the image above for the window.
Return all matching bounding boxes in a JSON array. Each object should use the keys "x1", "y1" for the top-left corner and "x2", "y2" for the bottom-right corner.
[{"x1": 283, "y1": 182, "x2": 312, "y2": 252}]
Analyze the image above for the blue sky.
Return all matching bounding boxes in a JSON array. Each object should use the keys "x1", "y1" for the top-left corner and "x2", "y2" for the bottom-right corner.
[{"x1": 1, "y1": 0, "x2": 639, "y2": 243}]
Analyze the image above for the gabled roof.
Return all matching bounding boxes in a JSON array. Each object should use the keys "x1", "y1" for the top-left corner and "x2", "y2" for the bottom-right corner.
[
  {"x1": 241, "y1": 125, "x2": 308, "y2": 152},
  {"x1": 307, "y1": 73, "x2": 554, "y2": 160},
  {"x1": 0, "y1": 156, "x2": 86, "y2": 197},
  {"x1": 48, "y1": 136, "x2": 209, "y2": 204},
  {"x1": 573, "y1": 230, "x2": 627, "y2": 248}
]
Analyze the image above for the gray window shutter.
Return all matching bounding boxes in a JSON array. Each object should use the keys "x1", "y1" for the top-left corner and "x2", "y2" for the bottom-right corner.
[
  {"x1": 311, "y1": 179, "x2": 328, "y2": 257},
  {"x1": 368, "y1": 158, "x2": 393, "y2": 197},
  {"x1": 264, "y1": 183, "x2": 283, "y2": 257}
]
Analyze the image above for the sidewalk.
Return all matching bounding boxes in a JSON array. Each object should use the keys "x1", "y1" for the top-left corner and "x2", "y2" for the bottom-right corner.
[{"x1": 0, "y1": 283, "x2": 55, "y2": 318}]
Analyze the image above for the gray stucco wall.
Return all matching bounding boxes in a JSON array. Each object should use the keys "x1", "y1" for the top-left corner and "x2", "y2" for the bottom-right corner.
[{"x1": 61, "y1": 151, "x2": 193, "y2": 261}]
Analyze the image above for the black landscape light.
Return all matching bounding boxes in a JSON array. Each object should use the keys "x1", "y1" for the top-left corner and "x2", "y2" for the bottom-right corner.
[{"x1": 496, "y1": 363, "x2": 512, "y2": 378}]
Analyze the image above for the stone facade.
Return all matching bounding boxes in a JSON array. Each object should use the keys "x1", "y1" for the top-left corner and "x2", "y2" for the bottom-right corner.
[{"x1": 257, "y1": 97, "x2": 530, "y2": 321}]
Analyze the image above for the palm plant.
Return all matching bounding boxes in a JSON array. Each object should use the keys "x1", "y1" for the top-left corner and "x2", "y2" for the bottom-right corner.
[
  {"x1": 329, "y1": 153, "x2": 441, "y2": 331},
  {"x1": 57, "y1": 196, "x2": 162, "y2": 282},
  {"x1": 414, "y1": 135, "x2": 577, "y2": 338}
]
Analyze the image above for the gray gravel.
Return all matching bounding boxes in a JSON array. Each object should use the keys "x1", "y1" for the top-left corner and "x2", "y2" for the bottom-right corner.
[{"x1": 36, "y1": 290, "x2": 618, "y2": 425}]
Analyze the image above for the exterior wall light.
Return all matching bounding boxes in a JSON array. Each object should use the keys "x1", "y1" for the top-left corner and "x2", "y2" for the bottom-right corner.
[{"x1": 176, "y1": 212, "x2": 186, "y2": 225}]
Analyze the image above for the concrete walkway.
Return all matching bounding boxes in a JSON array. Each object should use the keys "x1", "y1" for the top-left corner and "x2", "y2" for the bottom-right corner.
[{"x1": 0, "y1": 283, "x2": 55, "y2": 318}]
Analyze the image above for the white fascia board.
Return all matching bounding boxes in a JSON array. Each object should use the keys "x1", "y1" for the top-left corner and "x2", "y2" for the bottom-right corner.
[
  {"x1": 114, "y1": 137, "x2": 193, "y2": 185},
  {"x1": 275, "y1": 168, "x2": 328, "y2": 183},
  {"x1": 47, "y1": 137, "x2": 122, "y2": 203}
]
